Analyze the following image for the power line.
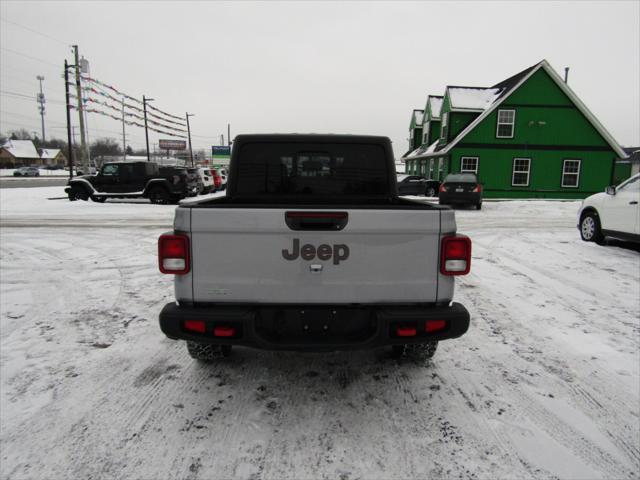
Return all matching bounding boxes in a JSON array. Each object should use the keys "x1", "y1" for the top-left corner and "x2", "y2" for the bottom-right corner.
[
  {"x1": 0, "y1": 17, "x2": 70, "y2": 46},
  {"x1": 0, "y1": 47, "x2": 61, "y2": 68},
  {"x1": 0, "y1": 92, "x2": 67, "y2": 107},
  {"x1": 1, "y1": 89, "x2": 66, "y2": 104}
]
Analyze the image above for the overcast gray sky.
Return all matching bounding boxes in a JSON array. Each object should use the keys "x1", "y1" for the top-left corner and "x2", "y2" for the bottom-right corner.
[{"x1": 1, "y1": 1, "x2": 638, "y2": 158}]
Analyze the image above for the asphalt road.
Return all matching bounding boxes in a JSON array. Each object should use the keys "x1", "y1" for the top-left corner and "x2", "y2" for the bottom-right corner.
[{"x1": 0, "y1": 177, "x2": 68, "y2": 189}]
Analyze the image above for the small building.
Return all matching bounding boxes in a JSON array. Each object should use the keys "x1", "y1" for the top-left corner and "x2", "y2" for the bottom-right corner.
[
  {"x1": 405, "y1": 60, "x2": 627, "y2": 198},
  {"x1": 39, "y1": 148, "x2": 66, "y2": 167},
  {"x1": 0, "y1": 140, "x2": 41, "y2": 168}
]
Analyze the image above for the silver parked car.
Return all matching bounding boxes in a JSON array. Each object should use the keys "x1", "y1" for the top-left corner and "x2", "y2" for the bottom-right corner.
[{"x1": 13, "y1": 167, "x2": 40, "y2": 177}]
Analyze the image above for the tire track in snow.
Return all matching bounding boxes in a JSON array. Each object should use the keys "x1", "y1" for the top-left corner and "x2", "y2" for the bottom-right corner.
[{"x1": 457, "y1": 257, "x2": 639, "y2": 477}]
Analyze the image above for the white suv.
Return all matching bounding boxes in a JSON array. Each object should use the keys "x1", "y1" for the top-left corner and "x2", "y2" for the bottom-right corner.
[
  {"x1": 197, "y1": 167, "x2": 214, "y2": 194},
  {"x1": 578, "y1": 173, "x2": 640, "y2": 244}
]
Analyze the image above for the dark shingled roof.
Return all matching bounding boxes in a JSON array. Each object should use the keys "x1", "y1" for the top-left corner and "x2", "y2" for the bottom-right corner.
[{"x1": 492, "y1": 61, "x2": 542, "y2": 99}]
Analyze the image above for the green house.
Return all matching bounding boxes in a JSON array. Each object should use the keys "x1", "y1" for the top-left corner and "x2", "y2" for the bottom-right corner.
[
  {"x1": 404, "y1": 60, "x2": 626, "y2": 198},
  {"x1": 408, "y1": 109, "x2": 424, "y2": 152}
]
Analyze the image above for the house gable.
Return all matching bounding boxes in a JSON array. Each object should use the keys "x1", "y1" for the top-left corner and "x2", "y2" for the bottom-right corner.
[
  {"x1": 461, "y1": 67, "x2": 610, "y2": 149},
  {"x1": 443, "y1": 61, "x2": 625, "y2": 158}
]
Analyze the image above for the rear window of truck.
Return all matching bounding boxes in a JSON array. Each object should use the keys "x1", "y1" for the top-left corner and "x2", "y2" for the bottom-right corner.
[{"x1": 234, "y1": 143, "x2": 389, "y2": 199}]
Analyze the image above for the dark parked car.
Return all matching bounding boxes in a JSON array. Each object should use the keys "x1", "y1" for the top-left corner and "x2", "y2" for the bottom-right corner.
[
  {"x1": 397, "y1": 175, "x2": 441, "y2": 197},
  {"x1": 65, "y1": 161, "x2": 194, "y2": 204},
  {"x1": 439, "y1": 173, "x2": 483, "y2": 209}
]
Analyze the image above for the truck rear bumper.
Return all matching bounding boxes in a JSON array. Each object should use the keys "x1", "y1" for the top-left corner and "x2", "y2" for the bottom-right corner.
[{"x1": 159, "y1": 302, "x2": 470, "y2": 351}]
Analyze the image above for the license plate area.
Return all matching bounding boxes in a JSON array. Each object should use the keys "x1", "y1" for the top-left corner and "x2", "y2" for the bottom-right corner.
[
  {"x1": 456, "y1": 187, "x2": 463, "y2": 192},
  {"x1": 254, "y1": 307, "x2": 377, "y2": 344}
]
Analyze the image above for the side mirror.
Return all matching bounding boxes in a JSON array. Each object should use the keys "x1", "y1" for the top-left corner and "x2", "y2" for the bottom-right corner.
[{"x1": 605, "y1": 186, "x2": 616, "y2": 195}]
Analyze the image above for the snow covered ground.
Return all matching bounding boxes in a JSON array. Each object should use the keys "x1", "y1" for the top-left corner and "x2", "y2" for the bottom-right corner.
[{"x1": 1, "y1": 187, "x2": 639, "y2": 479}]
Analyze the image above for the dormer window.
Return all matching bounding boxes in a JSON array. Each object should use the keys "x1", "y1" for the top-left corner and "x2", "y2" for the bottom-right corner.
[{"x1": 496, "y1": 109, "x2": 515, "y2": 138}]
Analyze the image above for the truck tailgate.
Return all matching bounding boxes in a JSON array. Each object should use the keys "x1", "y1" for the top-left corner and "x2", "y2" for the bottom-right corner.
[{"x1": 187, "y1": 208, "x2": 444, "y2": 304}]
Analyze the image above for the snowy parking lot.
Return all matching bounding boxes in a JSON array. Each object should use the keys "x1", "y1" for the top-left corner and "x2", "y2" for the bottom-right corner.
[{"x1": 1, "y1": 187, "x2": 639, "y2": 480}]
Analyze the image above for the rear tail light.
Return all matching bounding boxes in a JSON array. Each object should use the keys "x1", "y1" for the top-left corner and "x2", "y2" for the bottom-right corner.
[
  {"x1": 184, "y1": 320, "x2": 205, "y2": 333},
  {"x1": 396, "y1": 327, "x2": 417, "y2": 337},
  {"x1": 439, "y1": 184, "x2": 446, "y2": 193},
  {"x1": 214, "y1": 326, "x2": 236, "y2": 337},
  {"x1": 472, "y1": 184, "x2": 481, "y2": 193},
  {"x1": 441, "y1": 235, "x2": 471, "y2": 275},
  {"x1": 425, "y1": 319, "x2": 447, "y2": 333},
  {"x1": 158, "y1": 233, "x2": 190, "y2": 274}
]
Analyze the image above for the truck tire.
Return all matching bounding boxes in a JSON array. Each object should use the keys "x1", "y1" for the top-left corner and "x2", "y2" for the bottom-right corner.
[
  {"x1": 425, "y1": 186, "x2": 437, "y2": 197},
  {"x1": 580, "y1": 211, "x2": 605, "y2": 245},
  {"x1": 186, "y1": 341, "x2": 232, "y2": 361},
  {"x1": 148, "y1": 186, "x2": 171, "y2": 205},
  {"x1": 392, "y1": 341, "x2": 438, "y2": 360},
  {"x1": 68, "y1": 185, "x2": 90, "y2": 201}
]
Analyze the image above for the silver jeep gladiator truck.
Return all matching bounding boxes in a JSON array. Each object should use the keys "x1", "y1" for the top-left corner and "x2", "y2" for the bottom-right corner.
[{"x1": 158, "y1": 134, "x2": 471, "y2": 361}]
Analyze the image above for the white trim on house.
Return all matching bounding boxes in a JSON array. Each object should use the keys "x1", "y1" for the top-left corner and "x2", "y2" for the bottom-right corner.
[
  {"x1": 561, "y1": 159, "x2": 581, "y2": 188},
  {"x1": 461, "y1": 156, "x2": 479, "y2": 173},
  {"x1": 496, "y1": 109, "x2": 516, "y2": 138},
  {"x1": 512, "y1": 158, "x2": 531, "y2": 186},
  {"x1": 441, "y1": 112, "x2": 448, "y2": 139},
  {"x1": 409, "y1": 60, "x2": 626, "y2": 160}
]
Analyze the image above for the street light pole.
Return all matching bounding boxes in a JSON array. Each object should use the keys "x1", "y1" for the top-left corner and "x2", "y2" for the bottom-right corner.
[
  {"x1": 143, "y1": 95, "x2": 154, "y2": 162},
  {"x1": 186, "y1": 113, "x2": 194, "y2": 167},
  {"x1": 36, "y1": 75, "x2": 45, "y2": 142}
]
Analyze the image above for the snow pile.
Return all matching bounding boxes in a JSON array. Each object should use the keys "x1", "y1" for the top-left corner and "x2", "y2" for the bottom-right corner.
[{"x1": 448, "y1": 87, "x2": 503, "y2": 110}]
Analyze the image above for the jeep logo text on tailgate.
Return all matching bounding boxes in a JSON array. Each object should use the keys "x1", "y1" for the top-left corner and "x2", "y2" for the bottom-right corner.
[{"x1": 282, "y1": 239, "x2": 350, "y2": 265}]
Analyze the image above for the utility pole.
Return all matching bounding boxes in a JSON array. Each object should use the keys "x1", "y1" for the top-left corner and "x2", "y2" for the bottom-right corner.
[
  {"x1": 64, "y1": 60, "x2": 74, "y2": 179},
  {"x1": 143, "y1": 95, "x2": 153, "y2": 162},
  {"x1": 220, "y1": 134, "x2": 224, "y2": 146},
  {"x1": 36, "y1": 75, "x2": 45, "y2": 142},
  {"x1": 227, "y1": 123, "x2": 231, "y2": 146},
  {"x1": 72, "y1": 45, "x2": 89, "y2": 175},
  {"x1": 121, "y1": 97, "x2": 126, "y2": 161},
  {"x1": 186, "y1": 112, "x2": 195, "y2": 167}
]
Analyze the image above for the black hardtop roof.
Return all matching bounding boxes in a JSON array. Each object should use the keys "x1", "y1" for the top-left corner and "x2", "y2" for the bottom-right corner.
[{"x1": 233, "y1": 133, "x2": 392, "y2": 145}]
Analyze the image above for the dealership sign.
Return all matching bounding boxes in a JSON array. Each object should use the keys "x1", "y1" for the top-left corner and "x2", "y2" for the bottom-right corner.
[
  {"x1": 159, "y1": 139, "x2": 187, "y2": 150},
  {"x1": 212, "y1": 146, "x2": 231, "y2": 157}
]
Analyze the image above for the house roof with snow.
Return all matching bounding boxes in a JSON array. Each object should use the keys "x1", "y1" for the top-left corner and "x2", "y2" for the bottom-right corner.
[
  {"x1": 410, "y1": 109, "x2": 424, "y2": 128},
  {"x1": 1, "y1": 140, "x2": 40, "y2": 159},
  {"x1": 446, "y1": 87, "x2": 503, "y2": 111},
  {"x1": 40, "y1": 148, "x2": 61, "y2": 159},
  {"x1": 405, "y1": 139, "x2": 440, "y2": 159},
  {"x1": 428, "y1": 96, "x2": 443, "y2": 119},
  {"x1": 411, "y1": 59, "x2": 626, "y2": 160}
]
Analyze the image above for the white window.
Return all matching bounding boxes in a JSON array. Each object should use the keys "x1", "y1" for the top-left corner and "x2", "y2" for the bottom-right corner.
[
  {"x1": 438, "y1": 158, "x2": 444, "y2": 180},
  {"x1": 461, "y1": 157, "x2": 478, "y2": 174},
  {"x1": 423, "y1": 132, "x2": 429, "y2": 144},
  {"x1": 441, "y1": 113, "x2": 448, "y2": 139},
  {"x1": 512, "y1": 158, "x2": 531, "y2": 186},
  {"x1": 429, "y1": 160, "x2": 434, "y2": 179},
  {"x1": 496, "y1": 109, "x2": 515, "y2": 138},
  {"x1": 562, "y1": 159, "x2": 581, "y2": 188}
]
